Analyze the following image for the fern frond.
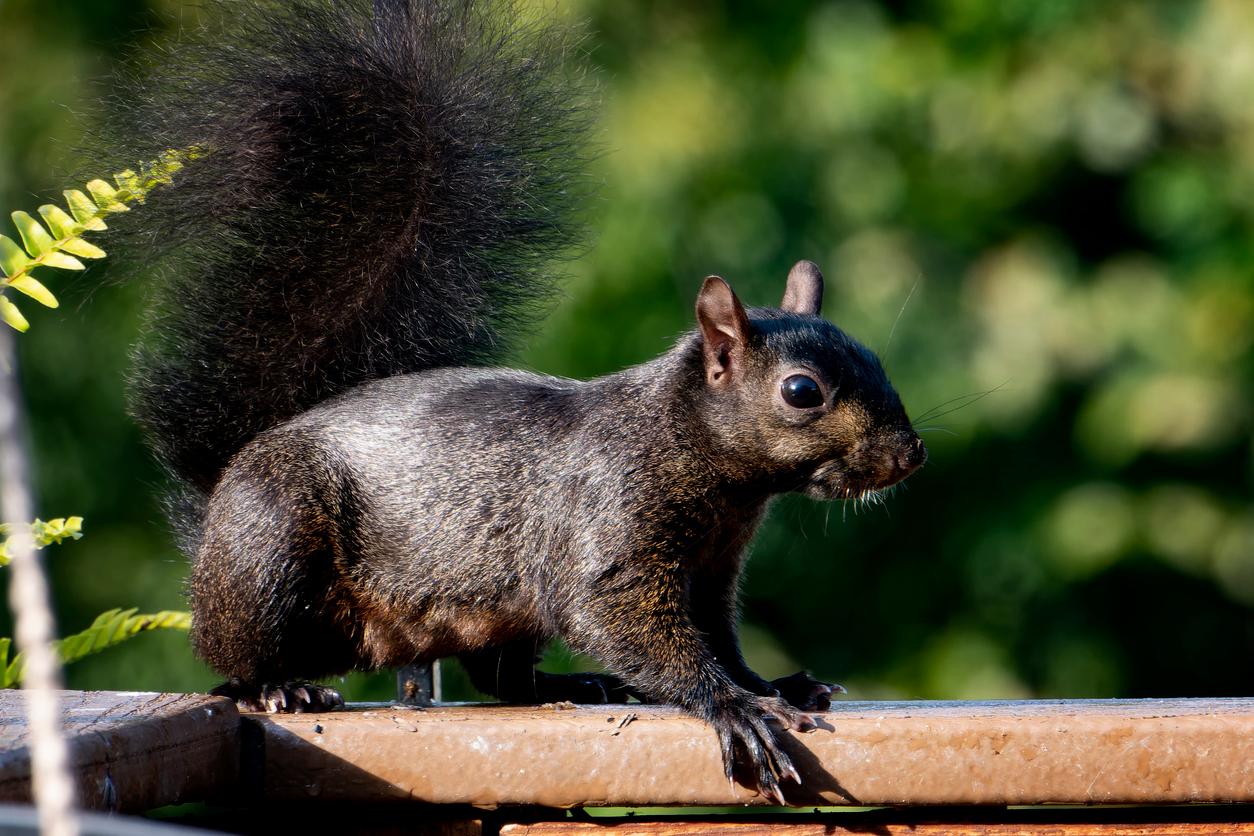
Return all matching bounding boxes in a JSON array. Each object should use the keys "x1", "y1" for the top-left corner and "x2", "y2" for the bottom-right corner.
[
  {"x1": 0, "y1": 148, "x2": 201, "y2": 332},
  {"x1": 1, "y1": 608, "x2": 192, "y2": 688},
  {"x1": 0, "y1": 516, "x2": 83, "y2": 566}
]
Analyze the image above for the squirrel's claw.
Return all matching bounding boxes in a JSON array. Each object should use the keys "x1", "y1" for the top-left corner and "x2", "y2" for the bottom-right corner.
[
  {"x1": 715, "y1": 697, "x2": 803, "y2": 805},
  {"x1": 211, "y1": 678, "x2": 343, "y2": 714},
  {"x1": 758, "y1": 694, "x2": 816, "y2": 734},
  {"x1": 263, "y1": 686, "x2": 286, "y2": 713}
]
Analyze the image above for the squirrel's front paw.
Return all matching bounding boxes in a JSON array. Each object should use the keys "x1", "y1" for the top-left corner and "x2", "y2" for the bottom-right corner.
[
  {"x1": 770, "y1": 671, "x2": 844, "y2": 712},
  {"x1": 713, "y1": 697, "x2": 803, "y2": 805}
]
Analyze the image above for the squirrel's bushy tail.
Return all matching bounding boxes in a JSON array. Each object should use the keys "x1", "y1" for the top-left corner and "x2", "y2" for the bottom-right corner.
[{"x1": 103, "y1": 0, "x2": 590, "y2": 525}]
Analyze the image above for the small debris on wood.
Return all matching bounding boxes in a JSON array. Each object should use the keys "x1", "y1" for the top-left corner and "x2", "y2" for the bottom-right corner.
[{"x1": 391, "y1": 716, "x2": 419, "y2": 733}]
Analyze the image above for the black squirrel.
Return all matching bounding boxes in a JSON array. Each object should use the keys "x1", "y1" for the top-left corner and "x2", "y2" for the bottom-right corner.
[{"x1": 103, "y1": 0, "x2": 925, "y2": 804}]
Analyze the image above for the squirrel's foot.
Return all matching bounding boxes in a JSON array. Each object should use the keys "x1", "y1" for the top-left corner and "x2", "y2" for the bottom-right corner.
[
  {"x1": 714, "y1": 696, "x2": 804, "y2": 805},
  {"x1": 211, "y1": 678, "x2": 345, "y2": 713},
  {"x1": 770, "y1": 671, "x2": 844, "y2": 712},
  {"x1": 532, "y1": 671, "x2": 637, "y2": 704}
]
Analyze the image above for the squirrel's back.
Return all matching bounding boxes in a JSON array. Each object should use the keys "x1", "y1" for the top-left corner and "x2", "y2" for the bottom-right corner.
[{"x1": 101, "y1": 0, "x2": 591, "y2": 532}]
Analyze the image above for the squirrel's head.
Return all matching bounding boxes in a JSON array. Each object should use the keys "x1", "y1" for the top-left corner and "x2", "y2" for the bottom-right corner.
[{"x1": 694, "y1": 260, "x2": 925, "y2": 500}]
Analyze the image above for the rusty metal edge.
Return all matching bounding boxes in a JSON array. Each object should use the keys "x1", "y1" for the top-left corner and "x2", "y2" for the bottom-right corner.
[{"x1": 251, "y1": 699, "x2": 1254, "y2": 808}]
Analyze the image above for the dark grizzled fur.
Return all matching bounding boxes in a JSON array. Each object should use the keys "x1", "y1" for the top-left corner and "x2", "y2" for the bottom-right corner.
[
  {"x1": 108, "y1": 0, "x2": 926, "y2": 804},
  {"x1": 102, "y1": 0, "x2": 589, "y2": 519}
]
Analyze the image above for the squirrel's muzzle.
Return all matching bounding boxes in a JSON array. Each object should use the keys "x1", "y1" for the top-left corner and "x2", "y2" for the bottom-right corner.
[
  {"x1": 877, "y1": 431, "x2": 926, "y2": 489},
  {"x1": 894, "y1": 434, "x2": 927, "y2": 477}
]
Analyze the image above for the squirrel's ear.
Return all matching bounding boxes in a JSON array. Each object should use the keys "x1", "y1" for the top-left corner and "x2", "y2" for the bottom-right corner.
[
  {"x1": 781, "y1": 260, "x2": 824, "y2": 316},
  {"x1": 696, "y1": 276, "x2": 751, "y2": 387}
]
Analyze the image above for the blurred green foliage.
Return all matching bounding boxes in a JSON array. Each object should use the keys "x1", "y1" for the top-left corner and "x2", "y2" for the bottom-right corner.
[{"x1": 0, "y1": 0, "x2": 1250, "y2": 701}]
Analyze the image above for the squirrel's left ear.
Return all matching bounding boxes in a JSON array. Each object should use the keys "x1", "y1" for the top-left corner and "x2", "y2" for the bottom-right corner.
[
  {"x1": 781, "y1": 260, "x2": 824, "y2": 316},
  {"x1": 696, "y1": 276, "x2": 751, "y2": 388}
]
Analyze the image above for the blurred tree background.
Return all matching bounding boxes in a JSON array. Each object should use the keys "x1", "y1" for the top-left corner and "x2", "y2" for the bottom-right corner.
[{"x1": 0, "y1": 0, "x2": 1250, "y2": 701}]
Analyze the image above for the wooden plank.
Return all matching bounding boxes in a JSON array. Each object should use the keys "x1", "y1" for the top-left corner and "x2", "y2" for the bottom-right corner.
[
  {"x1": 502, "y1": 823, "x2": 1254, "y2": 835},
  {"x1": 0, "y1": 690, "x2": 239, "y2": 812},
  {"x1": 252, "y1": 699, "x2": 1254, "y2": 807}
]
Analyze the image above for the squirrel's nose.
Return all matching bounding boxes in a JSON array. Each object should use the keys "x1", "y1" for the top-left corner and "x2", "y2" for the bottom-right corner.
[{"x1": 893, "y1": 434, "x2": 927, "y2": 475}]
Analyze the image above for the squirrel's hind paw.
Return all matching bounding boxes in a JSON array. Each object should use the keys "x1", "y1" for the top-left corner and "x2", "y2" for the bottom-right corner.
[
  {"x1": 534, "y1": 672, "x2": 637, "y2": 705},
  {"x1": 211, "y1": 678, "x2": 345, "y2": 714},
  {"x1": 770, "y1": 671, "x2": 844, "y2": 712}
]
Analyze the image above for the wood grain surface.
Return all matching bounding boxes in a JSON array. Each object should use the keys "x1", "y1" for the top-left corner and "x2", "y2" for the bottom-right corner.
[{"x1": 0, "y1": 690, "x2": 238, "y2": 812}]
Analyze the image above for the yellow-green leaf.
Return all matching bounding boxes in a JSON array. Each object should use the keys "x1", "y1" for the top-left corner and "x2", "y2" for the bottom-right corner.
[
  {"x1": 31, "y1": 517, "x2": 83, "y2": 547},
  {"x1": 39, "y1": 252, "x2": 85, "y2": 272},
  {"x1": 85, "y1": 179, "x2": 116, "y2": 201},
  {"x1": 0, "y1": 297, "x2": 29, "y2": 332},
  {"x1": 0, "y1": 235, "x2": 30, "y2": 277},
  {"x1": 0, "y1": 607, "x2": 192, "y2": 687},
  {"x1": 7, "y1": 276, "x2": 58, "y2": 308},
  {"x1": 59, "y1": 238, "x2": 106, "y2": 259},
  {"x1": 0, "y1": 517, "x2": 84, "y2": 568},
  {"x1": 10, "y1": 212, "x2": 53, "y2": 257},
  {"x1": 113, "y1": 169, "x2": 141, "y2": 194},
  {"x1": 63, "y1": 190, "x2": 106, "y2": 231},
  {"x1": 36, "y1": 205, "x2": 79, "y2": 240},
  {"x1": 86, "y1": 180, "x2": 128, "y2": 212}
]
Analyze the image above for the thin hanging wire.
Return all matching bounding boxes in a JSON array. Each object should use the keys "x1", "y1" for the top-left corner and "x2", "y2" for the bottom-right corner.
[{"x1": 0, "y1": 325, "x2": 79, "y2": 836}]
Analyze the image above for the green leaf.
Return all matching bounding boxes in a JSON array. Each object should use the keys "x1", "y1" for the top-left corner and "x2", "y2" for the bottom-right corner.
[
  {"x1": 7, "y1": 276, "x2": 58, "y2": 308},
  {"x1": 11, "y1": 211, "x2": 54, "y2": 257},
  {"x1": 36, "y1": 205, "x2": 79, "y2": 240},
  {"x1": 1, "y1": 149, "x2": 198, "y2": 334},
  {"x1": 62, "y1": 190, "x2": 106, "y2": 231},
  {"x1": 39, "y1": 253, "x2": 85, "y2": 272},
  {"x1": 0, "y1": 235, "x2": 30, "y2": 277},
  {"x1": 0, "y1": 517, "x2": 84, "y2": 563},
  {"x1": 3, "y1": 655, "x2": 19, "y2": 690},
  {"x1": 0, "y1": 296, "x2": 28, "y2": 332},
  {"x1": 59, "y1": 237, "x2": 107, "y2": 259},
  {"x1": 113, "y1": 169, "x2": 141, "y2": 195},
  {"x1": 0, "y1": 608, "x2": 192, "y2": 687},
  {"x1": 30, "y1": 517, "x2": 83, "y2": 547},
  {"x1": 86, "y1": 180, "x2": 128, "y2": 212}
]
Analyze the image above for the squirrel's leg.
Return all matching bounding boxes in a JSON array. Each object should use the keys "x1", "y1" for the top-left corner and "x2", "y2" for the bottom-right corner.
[
  {"x1": 689, "y1": 566, "x2": 774, "y2": 696},
  {"x1": 191, "y1": 460, "x2": 359, "y2": 714},
  {"x1": 571, "y1": 565, "x2": 811, "y2": 804},
  {"x1": 459, "y1": 641, "x2": 634, "y2": 704},
  {"x1": 691, "y1": 568, "x2": 841, "y2": 712}
]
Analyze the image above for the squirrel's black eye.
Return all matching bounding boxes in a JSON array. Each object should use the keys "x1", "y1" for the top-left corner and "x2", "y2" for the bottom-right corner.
[{"x1": 781, "y1": 374, "x2": 824, "y2": 409}]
